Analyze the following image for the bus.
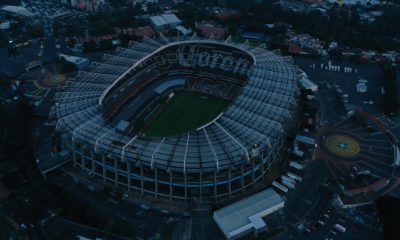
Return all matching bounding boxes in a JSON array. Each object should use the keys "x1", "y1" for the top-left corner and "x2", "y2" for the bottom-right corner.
[
  {"x1": 282, "y1": 175, "x2": 296, "y2": 185},
  {"x1": 288, "y1": 172, "x2": 302, "y2": 182},
  {"x1": 289, "y1": 161, "x2": 304, "y2": 170},
  {"x1": 334, "y1": 224, "x2": 346, "y2": 233},
  {"x1": 281, "y1": 179, "x2": 295, "y2": 189},
  {"x1": 272, "y1": 181, "x2": 288, "y2": 193}
]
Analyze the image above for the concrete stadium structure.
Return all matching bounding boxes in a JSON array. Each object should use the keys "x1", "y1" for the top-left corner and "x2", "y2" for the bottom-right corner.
[{"x1": 51, "y1": 36, "x2": 300, "y2": 204}]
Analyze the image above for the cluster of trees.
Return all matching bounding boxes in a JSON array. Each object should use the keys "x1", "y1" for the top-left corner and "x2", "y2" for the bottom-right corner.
[
  {"x1": 54, "y1": 18, "x2": 86, "y2": 38},
  {"x1": 54, "y1": 4, "x2": 143, "y2": 39},
  {"x1": 285, "y1": 6, "x2": 400, "y2": 51},
  {"x1": 24, "y1": 22, "x2": 44, "y2": 40},
  {"x1": 58, "y1": 190, "x2": 136, "y2": 237},
  {"x1": 82, "y1": 39, "x2": 116, "y2": 53},
  {"x1": 0, "y1": 18, "x2": 43, "y2": 47},
  {"x1": 381, "y1": 65, "x2": 398, "y2": 114},
  {"x1": 0, "y1": 99, "x2": 136, "y2": 237},
  {"x1": 177, "y1": 0, "x2": 400, "y2": 52},
  {"x1": 376, "y1": 196, "x2": 400, "y2": 240},
  {"x1": 108, "y1": 0, "x2": 127, "y2": 8},
  {"x1": 0, "y1": 100, "x2": 35, "y2": 184},
  {"x1": 86, "y1": 5, "x2": 143, "y2": 35},
  {"x1": 0, "y1": 100, "x2": 50, "y2": 221}
]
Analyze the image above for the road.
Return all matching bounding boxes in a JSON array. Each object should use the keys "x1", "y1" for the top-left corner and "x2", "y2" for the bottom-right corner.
[
  {"x1": 40, "y1": 19, "x2": 58, "y2": 64},
  {"x1": 0, "y1": 18, "x2": 58, "y2": 78},
  {"x1": 39, "y1": 215, "x2": 128, "y2": 240},
  {"x1": 284, "y1": 159, "x2": 330, "y2": 225}
]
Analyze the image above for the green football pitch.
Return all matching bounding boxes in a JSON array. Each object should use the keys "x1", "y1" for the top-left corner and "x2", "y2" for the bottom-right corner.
[{"x1": 143, "y1": 91, "x2": 230, "y2": 137}]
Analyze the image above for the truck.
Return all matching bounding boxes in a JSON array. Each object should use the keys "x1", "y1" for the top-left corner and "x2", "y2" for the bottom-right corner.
[
  {"x1": 282, "y1": 175, "x2": 296, "y2": 185},
  {"x1": 272, "y1": 181, "x2": 288, "y2": 193},
  {"x1": 289, "y1": 161, "x2": 304, "y2": 170},
  {"x1": 281, "y1": 179, "x2": 295, "y2": 189},
  {"x1": 334, "y1": 224, "x2": 346, "y2": 233},
  {"x1": 288, "y1": 172, "x2": 302, "y2": 182}
]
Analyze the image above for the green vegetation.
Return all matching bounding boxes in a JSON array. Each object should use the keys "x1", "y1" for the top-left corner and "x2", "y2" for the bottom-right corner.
[
  {"x1": 0, "y1": 214, "x2": 24, "y2": 240},
  {"x1": 0, "y1": 99, "x2": 34, "y2": 182},
  {"x1": 381, "y1": 65, "x2": 398, "y2": 114},
  {"x1": 376, "y1": 195, "x2": 400, "y2": 240},
  {"x1": 0, "y1": 99, "x2": 137, "y2": 238},
  {"x1": 177, "y1": 1, "x2": 400, "y2": 52},
  {"x1": 144, "y1": 91, "x2": 230, "y2": 137},
  {"x1": 254, "y1": 228, "x2": 284, "y2": 240}
]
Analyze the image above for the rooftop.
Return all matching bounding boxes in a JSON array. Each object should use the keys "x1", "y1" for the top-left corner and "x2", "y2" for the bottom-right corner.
[
  {"x1": 213, "y1": 188, "x2": 284, "y2": 239},
  {"x1": 150, "y1": 15, "x2": 168, "y2": 27},
  {"x1": 161, "y1": 13, "x2": 182, "y2": 25}
]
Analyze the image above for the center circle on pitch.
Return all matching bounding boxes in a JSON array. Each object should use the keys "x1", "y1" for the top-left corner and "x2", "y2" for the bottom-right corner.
[{"x1": 325, "y1": 134, "x2": 360, "y2": 158}]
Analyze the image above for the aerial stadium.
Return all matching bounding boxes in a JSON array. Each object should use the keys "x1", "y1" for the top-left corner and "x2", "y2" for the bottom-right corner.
[{"x1": 50, "y1": 36, "x2": 300, "y2": 204}]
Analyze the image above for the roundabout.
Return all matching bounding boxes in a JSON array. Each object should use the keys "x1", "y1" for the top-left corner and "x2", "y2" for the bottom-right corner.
[
  {"x1": 17, "y1": 62, "x2": 76, "y2": 116},
  {"x1": 35, "y1": 73, "x2": 67, "y2": 89},
  {"x1": 324, "y1": 134, "x2": 360, "y2": 158},
  {"x1": 313, "y1": 109, "x2": 399, "y2": 207}
]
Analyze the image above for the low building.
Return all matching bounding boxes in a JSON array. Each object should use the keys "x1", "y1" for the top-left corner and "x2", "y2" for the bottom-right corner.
[
  {"x1": 211, "y1": 8, "x2": 241, "y2": 20},
  {"x1": 59, "y1": 54, "x2": 90, "y2": 70},
  {"x1": 213, "y1": 188, "x2": 285, "y2": 239},
  {"x1": 161, "y1": 14, "x2": 182, "y2": 27},
  {"x1": 241, "y1": 32, "x2": 267, "y2": 41},
  {"x1": 150, "y1": 15, "x2": 168, "y2": 31},
  {"x1": 195, "y1": 21, "x2": 228, "y2": 39},
  {"x1": 175, "y1": 26, "x2": 192, "y2": 36},
  {"x1": 287, "y1": 32, "x2": 325, "y2": 55},
  {"x1": 124, "y1": 26, "x2": 156, "y2": 39},
  {"x1": 299, "y1": 74, "x2": 318, "y2": 92},
  {"x1": 0, "y1": 21, "x2": 12, "y2": 30},
  {"x1": 68, "y1": 0, "x2": 106, "y2": 12},
  {"x1": 150, "y1": 13, "x2": 182, "y2": 31},
  {"x1": 295, "y1": 134, "x2": 315, "y2": 146}
]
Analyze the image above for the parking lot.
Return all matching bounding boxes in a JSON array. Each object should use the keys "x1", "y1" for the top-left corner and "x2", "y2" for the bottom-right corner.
[
  {"x1": 294, "y1": 56, "x2": 386, "y2": 115},
  {"x1": 284, "y1": 159, "x2": 330, "y2": 226},
  {"x1": 23, "y1": 0, "x2": 87, "y2": 20}
]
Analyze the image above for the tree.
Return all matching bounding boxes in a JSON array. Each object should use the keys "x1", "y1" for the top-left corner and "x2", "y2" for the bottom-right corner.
[
  {"x1": 381, "y1": 64, "x2": 398, "y2": 114},
  {"x1": 60, "y1": 57, "x2": 77, "y2": 72},
  {"x1": 376, "y1": 196, "x2": 400, "y2": 240},
  {"x1": 108, "y1": 0, "x2": 127, "y2": 8},
  {"x1": 83, "y1": 40, "x2": 97, "y2": 53}
]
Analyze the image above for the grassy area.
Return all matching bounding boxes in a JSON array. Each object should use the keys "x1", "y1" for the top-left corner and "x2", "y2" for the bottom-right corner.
[
  {"x1": 143, "y1": 91, "x2": 230, "y2": 137},
  {"x1": 0, "y1": 214, "x2": 24, "y2": 240}
]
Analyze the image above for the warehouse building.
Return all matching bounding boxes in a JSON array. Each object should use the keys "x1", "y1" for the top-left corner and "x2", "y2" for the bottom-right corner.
[
  {"x1": 150, "y1": 13, "x2": 182, "y2": 31},
  {"x1": 213, "y1": 188, "x2": 285, "y2": 239}
]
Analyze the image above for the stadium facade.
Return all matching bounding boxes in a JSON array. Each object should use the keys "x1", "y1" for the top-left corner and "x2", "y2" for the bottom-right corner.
[{"x1": 51, "y1": 37, "x2": 300, "y2": 204}]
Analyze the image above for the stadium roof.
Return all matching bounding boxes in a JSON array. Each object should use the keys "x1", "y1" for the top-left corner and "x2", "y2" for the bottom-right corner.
[
  {"x1": 52, "y1": 37, "x2": 299, "y2": 173},
  {"x1": 1, "y1": 5, "x2": 35, "y2": 17},
  {"x1": 213, "y1": 188, "x2": 285, "y2": 239}
]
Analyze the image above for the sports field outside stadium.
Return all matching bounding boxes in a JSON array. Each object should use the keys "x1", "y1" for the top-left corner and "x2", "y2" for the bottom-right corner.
[{"x1": 143, "y1": 91, "x2": 230, "y2": 137}]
